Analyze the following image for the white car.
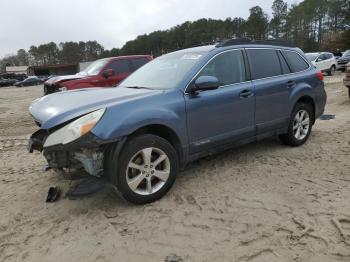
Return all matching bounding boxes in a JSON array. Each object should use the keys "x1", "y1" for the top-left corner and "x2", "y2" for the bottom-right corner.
[{"x1": 305, "y1": 52, "x2": 337, "y2": 76}]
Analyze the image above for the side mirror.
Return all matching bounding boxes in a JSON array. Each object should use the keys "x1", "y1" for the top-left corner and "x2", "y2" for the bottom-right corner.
[
  {"x1": 192, "y1": 76, "x2": 220, "y2": 91},
  {"x1": 102, "y1": 69, "x2": 115, "y2": 78},
  {"x1": 316, "y1": 58, "x2": 323, "y2": 62}
]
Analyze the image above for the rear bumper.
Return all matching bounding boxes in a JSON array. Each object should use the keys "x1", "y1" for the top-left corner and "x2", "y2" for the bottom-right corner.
[{"x1": 315, "y1": 83, "x2": 327, "y2": 119}]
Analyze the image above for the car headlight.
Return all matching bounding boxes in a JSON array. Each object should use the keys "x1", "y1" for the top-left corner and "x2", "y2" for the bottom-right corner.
[
  {"x1": 59, "y1": 86, "x2": 67, "y2": 91},
  {"x1": 44, "y1": 108, "x2": 105, "y2": 148}
]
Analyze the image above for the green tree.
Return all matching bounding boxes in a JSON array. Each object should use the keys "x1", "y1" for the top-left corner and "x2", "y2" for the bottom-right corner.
[
  {"x1": 270, "y1": 0, "x2": 288, "y2": 38},
  {"x1": 246, "y1": 6, "x2": 269, "y2": 40},
  {"x1": 59, "y1": 42, "x2": 82, "y2": 63},
  {"x1": 16, "y1": 49, "x2": 29, "y2": 66}
]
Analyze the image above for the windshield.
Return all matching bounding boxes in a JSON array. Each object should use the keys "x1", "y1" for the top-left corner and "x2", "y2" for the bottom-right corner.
[
  {"x1": 79, "y1": 58, "x2": 109, "y2": 76},
  {"x1": 120, "y1": 51, "x2": 205, "y2": 90},
  {"x1": 343, "y1": 50, "x2": 350, "y2": 57},
  {"x1": 305, "y1": 53, "x2": 319, "y2": 61}
]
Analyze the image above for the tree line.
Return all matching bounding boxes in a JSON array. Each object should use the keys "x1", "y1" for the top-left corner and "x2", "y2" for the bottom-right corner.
[{"x1": 1, "y1": 0, "x2": 349, "y2": 72}]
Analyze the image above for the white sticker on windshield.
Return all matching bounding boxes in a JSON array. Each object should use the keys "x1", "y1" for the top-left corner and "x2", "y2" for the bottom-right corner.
[{"x1": 181, "y1": 54, "x2": 202, "y2": 60}]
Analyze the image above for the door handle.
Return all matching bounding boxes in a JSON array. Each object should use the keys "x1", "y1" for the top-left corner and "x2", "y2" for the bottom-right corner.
[
  {"x1": 239, "y1": 89, "x2": 254, "y2": 98},
  {"x1": 287, "y1": 80, "x2": 296, "y2": 88}
]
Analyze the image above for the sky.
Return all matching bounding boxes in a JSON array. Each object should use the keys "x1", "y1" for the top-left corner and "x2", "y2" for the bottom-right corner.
[{"x1": 0, "y1": 0, "x2": 300, "y2": 58}]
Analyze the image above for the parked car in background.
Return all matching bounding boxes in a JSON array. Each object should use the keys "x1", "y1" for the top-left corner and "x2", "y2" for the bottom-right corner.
[
  {"x1": 28, "y1": 40, "x2": 326, "y2": 204},
  {"x1": 337, "y1": 50, "x2": 350, "y2": 71},
  {"x1": 343, "y1": 62, "x2": 350, "y2": 99},
  {"x1": 333, "y1": 51, "x2": 343, "y2": 60},
  {"x1": 305, "y1": 52, "x2": 337, "y2": 75},
  {"x1": 43, "y1": 55, "x2": 153, "y2": 95},
  {"x1": 38, "y1": 75, "x2": 54, "y2": 82},
  {"x1": 0, "y1": 73, "x2": 27, "y2": 82},
  {"x1": 14, "y1": 76, "x2": 42, "y2": 87},
  {"x1": 0, "y1": 78, "x2": 18, "y2": 87}
]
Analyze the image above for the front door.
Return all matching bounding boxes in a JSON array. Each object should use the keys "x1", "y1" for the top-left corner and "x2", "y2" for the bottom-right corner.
[{"x1": 185, "y1": 49, "x2": 255, "y2": 154}]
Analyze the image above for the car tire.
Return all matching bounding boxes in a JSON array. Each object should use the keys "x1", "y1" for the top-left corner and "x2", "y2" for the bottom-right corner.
[
  {"x1": 279, "y1": 103, "x2": 314, "y2": 147},
  {"x1": 328, "y1": 65, "x2": 336, "y2": 76},
  {"x1": 106, "y1": 134, "x2": 178, "y2": 204}
]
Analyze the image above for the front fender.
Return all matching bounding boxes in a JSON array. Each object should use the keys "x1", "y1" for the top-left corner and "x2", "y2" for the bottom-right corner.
[
  {"x1": 91, "y1": 90, "x2": 188, "y2": 146},
  {"x1": 65, "y1": 81, "x2": 95, "y2": 90}
]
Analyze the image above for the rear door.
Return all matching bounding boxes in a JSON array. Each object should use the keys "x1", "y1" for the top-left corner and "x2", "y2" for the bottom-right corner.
[
  {"x1": 316, "y1": 54, "x2": 327, "y2": 71},
  {"x1": 246, "y1": 48, "x2": 292, "y2": 135},
  {"x1": 325, "y1": 53, "x2": 335, "y2": 69}
]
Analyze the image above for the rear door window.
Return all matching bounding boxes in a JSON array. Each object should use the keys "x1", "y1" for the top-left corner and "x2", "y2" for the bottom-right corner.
[
  {"x1": 107, "y1": 60, "x2": 131, "y2": 75},
  {"x1": 325, "y1": 53, "x2": 333, "y2": 59},
  {"x1": 246, "y1": 49, "x2": 282, "y2": 79},
  {"x1": 131, "y1": 58, "x2": 149, "y2": 71},
  {"x1": 282, "y1": 50, "x2": 310, "y2": 72},
  {"x1": 197, "y1": 49, "x2": 246, "y2": 86}
]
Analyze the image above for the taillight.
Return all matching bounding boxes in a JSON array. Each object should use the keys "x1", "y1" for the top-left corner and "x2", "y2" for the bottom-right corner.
[{"x1": 316, "y1": 71, "x2": 324, "y2": 81}]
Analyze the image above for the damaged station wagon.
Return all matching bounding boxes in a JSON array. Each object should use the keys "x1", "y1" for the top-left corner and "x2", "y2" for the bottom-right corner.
[{"x1": 28, "y1": 40, "x2": 327, "y2": 204}]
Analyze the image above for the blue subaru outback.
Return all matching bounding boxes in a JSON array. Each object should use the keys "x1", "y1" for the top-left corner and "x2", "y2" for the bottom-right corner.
[{"x1": 28, "y1": 40, "x2": 327, "y2": 204}]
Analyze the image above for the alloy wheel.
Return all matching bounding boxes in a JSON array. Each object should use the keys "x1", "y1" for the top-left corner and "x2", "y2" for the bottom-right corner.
[
  {"x1": 331, "y1": 67, "x2": 335, "y2": 75},
  {"x1": 293, "y1": 109, "x2": 310, "y2": 140},
  {"x1": 126, "y1": 147, "x2": 170, "y2": 195}
]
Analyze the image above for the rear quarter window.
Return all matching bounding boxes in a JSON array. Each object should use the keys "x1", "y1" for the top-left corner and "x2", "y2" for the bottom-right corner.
[
  {"x1": 277, "y1": 51, "x2": 291, "y2": 74},
  {"x1": 282, "y1": 50, "x2": 310, "y2": 73},
  {"x1": 246, "y1": 49, "x2": 282, "y2": 79}
]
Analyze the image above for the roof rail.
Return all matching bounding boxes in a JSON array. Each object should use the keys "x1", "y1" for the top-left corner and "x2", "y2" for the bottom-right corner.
[{"x1": 216, "y1": 38, "x2": 296, "y2": 48}]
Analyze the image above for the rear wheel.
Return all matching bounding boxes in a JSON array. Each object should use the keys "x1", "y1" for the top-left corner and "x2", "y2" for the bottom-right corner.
[
  {"x1": 279, "y1": 103, "x2": 313, "y2": 146},
  {"x1": 106, "y1": 134, "x2": 178, "y2": 204},
  {"x1": 328, "y1": 65, "x2": 336, "y2": 76}
]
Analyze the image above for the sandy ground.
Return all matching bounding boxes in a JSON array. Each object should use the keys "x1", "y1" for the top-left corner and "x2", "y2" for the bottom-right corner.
[{"x1": 0, "y1": 74, "x2": 349, "y2": 262}]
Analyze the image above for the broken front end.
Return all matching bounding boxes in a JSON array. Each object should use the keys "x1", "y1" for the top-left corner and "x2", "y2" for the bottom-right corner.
[{"x1": 28, "y1": 109, "x2": 115, "y2": 177}]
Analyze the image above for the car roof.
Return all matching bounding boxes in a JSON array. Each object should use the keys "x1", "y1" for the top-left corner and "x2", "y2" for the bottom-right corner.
[
  {"x1": 173, "y1": 42, "x2": 301, "y2": 56},
  {"x1": 107, "y1": 55, "x2": 153, "y2": 60}
]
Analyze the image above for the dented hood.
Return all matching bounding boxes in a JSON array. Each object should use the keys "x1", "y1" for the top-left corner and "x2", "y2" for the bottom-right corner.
[
  {"x1": 45, "y1": 74, "x2": 86, "y2": 85},
  {"x1": 29, "y1": 87, "x2": 159, "y2": 129}
]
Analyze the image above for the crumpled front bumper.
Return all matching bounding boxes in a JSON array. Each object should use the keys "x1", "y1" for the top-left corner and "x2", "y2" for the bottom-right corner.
[{"x1": 28, "y1": 130, "x2": 117, "y2": 176}]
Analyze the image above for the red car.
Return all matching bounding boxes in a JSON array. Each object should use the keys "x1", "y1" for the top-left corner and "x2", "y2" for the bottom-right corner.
[{"x1": 43, "y1": 55, "x2": 152, "y2": 95}]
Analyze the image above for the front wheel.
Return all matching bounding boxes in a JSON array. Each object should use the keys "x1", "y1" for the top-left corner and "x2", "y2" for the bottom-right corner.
[
  {"x1": 106, "y1": 134, "x2": 178, "y2": 204},
  {"x1": 279, "y1": 103, "x2": 314, "y2": 147}
]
